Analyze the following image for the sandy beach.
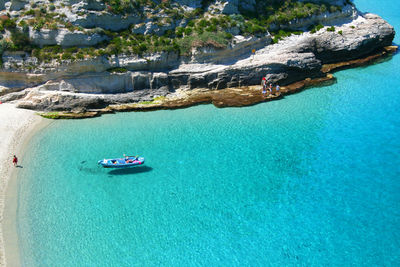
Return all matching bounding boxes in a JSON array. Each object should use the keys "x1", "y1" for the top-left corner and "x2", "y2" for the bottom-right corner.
[{"x1": 0, "y1": 103, "x2": 48, "y2": 266}]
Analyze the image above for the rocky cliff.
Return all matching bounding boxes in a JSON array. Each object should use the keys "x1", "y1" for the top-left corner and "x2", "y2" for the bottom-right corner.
[{"x1": 0, "y1": 0, "x2": 396, "y2": 112}]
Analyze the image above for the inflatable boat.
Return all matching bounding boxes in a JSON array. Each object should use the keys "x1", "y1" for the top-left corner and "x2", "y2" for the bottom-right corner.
[{"x1": 98, "y1": 156, "x2": 145, "y2": 168}]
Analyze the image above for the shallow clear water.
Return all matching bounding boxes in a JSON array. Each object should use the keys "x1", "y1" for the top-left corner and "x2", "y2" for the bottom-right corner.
[{"x1": 17, "y1": 1, "x2": 400, "y2": 266}]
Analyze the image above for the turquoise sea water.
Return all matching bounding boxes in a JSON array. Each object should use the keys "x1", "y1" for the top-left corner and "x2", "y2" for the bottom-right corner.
[{"x1": 16, "y1": 1, "x2": 400, "y2": 266}]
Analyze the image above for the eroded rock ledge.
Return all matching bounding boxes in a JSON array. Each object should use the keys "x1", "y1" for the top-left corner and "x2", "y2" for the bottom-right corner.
[
  {"x1": 0, "y1": 13, "x2": 396, "y2": 118},
  {"x1": 35, "y1": 45, "x2": 398, "y2": 119}
]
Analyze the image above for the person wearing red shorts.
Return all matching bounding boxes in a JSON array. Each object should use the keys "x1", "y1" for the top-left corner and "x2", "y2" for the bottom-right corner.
[{"x1": 12, "y1": 155, "x2": 18, "y2": 167}]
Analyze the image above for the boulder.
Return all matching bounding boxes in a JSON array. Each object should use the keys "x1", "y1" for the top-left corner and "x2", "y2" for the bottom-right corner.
[
  {"x1": 312, "y1": 13, "x2": 395, "y2": 63},
  {"x1": 16, "y1": 89, "x2": 109, "y2": 111}
]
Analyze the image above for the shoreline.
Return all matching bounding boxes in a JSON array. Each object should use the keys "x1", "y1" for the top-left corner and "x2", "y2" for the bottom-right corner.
[
  {"x1": 37, "y1": 45, "x2": 398, "y2": 120},
  {"x1": 0, "y1": 103, "x2": 50, "y2": 266}
]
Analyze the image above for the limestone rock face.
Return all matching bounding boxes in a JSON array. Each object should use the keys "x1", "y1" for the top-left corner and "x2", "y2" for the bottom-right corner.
[
  {"x1": 73, "y1": 0, "x2": 105, "y2": 11},
  {"x1": 14, "y1": 85, "x2": 169, "y2": 111},
  {"x1": 29, "y1": 28, "x2": 109, "y2": 47},
  {"x1": 278, "y1": 4, "x2": 358, "y2": 31},
  {"x1": 71, "y1": 12, "x2": 141, "y2": 31},
  {"x1": 173, "y1": 0, "x2": 201, "y2": 9},
  {"x1": 0, "y1": 0, "x2": 6, "y2": 10},
  {"x1": 0, "y1": 12, "x2": 396, "y2": 112},
  {"x1": 131, "y1": 19, "x2": 187, "y2": 36},
  {"x1": 9, "y1": 0, "x2": 27, "y2": 11},
  {"x1": 56, "y1": 73, "x2": 133, "y2": 94},
  {"x1": 190, "y1": 35, "x2": 272, "y2": 64},
  {"x1": 312, "y1": 13, "x2": 395, "y2": 63},
  {"x1": 211, "y1": 0, "x2": 259, "y2": 15},
  {"x1": 0, "y1": 69, "x2": 45, "y2": 90},
  {"x1": 115, "y1": 52, "x2": 181, "y2": 71},
  {"x1": 302, "y1": 0, "x2": 349, "y2": 5},
  {"x1": 16, "y1": 89, "x2": 110, "y2": 111},
  {"x1": 239, "y1": 0, "x2": 256, "y2": 13},
  {"x1": 220, "y1": 0, "x2": 239, "y2": 15}
]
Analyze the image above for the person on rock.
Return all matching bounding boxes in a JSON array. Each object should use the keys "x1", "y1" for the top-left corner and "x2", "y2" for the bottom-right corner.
[{"x1": 261, "y1": 77, "x2": 267, "y2": 96}]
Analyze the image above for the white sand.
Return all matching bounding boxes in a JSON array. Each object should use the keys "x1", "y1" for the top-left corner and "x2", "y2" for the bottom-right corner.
[{"x1": 0, "y1": 103, "x2": 47, "y2": 266}]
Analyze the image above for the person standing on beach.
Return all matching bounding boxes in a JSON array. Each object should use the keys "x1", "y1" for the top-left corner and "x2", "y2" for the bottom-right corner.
[{"x1": 13, "y1": 155, "x2": 18, "y2": 167}]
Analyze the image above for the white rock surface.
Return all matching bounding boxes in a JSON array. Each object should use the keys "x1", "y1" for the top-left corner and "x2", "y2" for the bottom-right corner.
[{"x1": 29, "y1": 28, "x2": 109, "y2": 47}]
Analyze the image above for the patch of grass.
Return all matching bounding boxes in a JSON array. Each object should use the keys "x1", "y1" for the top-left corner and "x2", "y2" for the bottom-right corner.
[
  {"x1": 138, "y1": 100, "x2": 154, "y2": 105},
  {"x1": 39, "y1": 112, "x2": 87, "y2": 119},
  {"x1": 138, "y1": 96, "x2": 165, "y2": 105},
  {"x1": 40, "y1": 112, "x2": 61, "y2": 119},
  {"x1": 153, "y1": 95, "x2": 165, "y2": 101}
]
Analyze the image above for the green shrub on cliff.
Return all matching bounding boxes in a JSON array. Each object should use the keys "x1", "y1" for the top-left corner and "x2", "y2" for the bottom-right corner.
[
  {"x1": 176, "y1": 31, "x2": 229, "y2": 55},
  {"x1": 265, "y1": 1, "x2": 342, "y2": 26},
  {"x1": 108, "y1": 67, "x2": 128, "y2": 73},
  {"x1": 0, "y1": 0, "x2": 350, "y2": 64},
  {"x1": 61, "y1": 52, "x2": 74, "y2": 60},
  {"x1": 271, "y1": 29, "x2": 302, "y2": 44},
  {"x1": 310, "y1": 24, "x2": 324, "y2": 33},
  {"x1": 243, "y1": 21, "x2": 267, "y2": 35},
  {"x1": 24, "y1": 9, "x2": 35, "y2": 16},
  {"x1": 10, "y1": 30, "x2": 31, "y2": 51},
  {"x1": 327, "y1": 26, "x2": 335, "y2": 32},
  {"x1": 0, "y1": 39, "x2": 10, "y2": 55},
  {"x1": 1, "y1": 17, "x2": 16, "y2": 30},
  {"x1": 33, "y1": 19, "x2": 45, "y2": 31}
]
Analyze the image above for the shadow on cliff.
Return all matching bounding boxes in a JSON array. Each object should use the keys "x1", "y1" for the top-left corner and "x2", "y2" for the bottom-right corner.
[{"x1": 107, "y1": 166, "x2": 153, "y2": 175}]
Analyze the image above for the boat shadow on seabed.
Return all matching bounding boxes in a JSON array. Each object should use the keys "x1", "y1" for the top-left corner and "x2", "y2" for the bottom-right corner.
[
  {"x1": 107, "y1": 166, "x2": 153, "y2": 175},
  {"x1": 78, "y1": 161, "x2": 153, "y2": 175}
]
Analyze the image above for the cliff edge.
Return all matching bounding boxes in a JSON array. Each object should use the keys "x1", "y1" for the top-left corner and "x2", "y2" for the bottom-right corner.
[{"x1": 0, "y1": 0, "x2": 395, "y2": 113}]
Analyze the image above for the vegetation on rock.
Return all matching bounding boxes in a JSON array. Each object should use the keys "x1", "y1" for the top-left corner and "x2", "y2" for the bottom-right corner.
[{"x1": 0, "y1": 0, "x2": 349, "y2": 66}]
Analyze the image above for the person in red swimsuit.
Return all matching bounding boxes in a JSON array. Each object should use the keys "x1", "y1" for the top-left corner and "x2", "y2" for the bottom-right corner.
[{"x1": 12, "y1": 155, "x2": 18, "y2": 167}]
